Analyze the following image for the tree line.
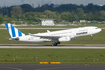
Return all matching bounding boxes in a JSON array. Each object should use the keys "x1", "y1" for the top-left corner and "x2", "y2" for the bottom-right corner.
[{"x1": 0, "y1": 3, "x2": 105, "y2": 24}]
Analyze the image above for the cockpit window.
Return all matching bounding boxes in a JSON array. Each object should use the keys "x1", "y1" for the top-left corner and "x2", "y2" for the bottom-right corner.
[{"x1": 95, "y1": 28, "x2": 98, "y2": 29}]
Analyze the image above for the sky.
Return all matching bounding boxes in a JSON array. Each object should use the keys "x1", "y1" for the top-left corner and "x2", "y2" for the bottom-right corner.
[{"x1": 0, "y1": 0, "x2": 105, "y2": 7}]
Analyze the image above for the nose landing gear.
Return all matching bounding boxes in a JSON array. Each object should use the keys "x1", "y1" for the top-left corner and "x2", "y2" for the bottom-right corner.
[{"x1": 91, "y1": 35, "x2": 93, "y2": 39}]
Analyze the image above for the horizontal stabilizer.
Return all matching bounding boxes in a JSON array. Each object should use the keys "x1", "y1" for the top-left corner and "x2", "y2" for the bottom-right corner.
[{"x1": 9, "y1": 37, "x2": 19, "y2": 41}]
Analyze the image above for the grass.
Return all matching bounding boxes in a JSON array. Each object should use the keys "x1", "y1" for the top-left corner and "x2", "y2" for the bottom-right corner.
[
  {"x1": 0, "y1": 49, "x2": 105, "y2": 64},
  {"x1": 0, "y1": 25, "x2": 84, "y2": 28},
  {"x1": 0, "y1": 24, "x2": 105, "y2": 28}
]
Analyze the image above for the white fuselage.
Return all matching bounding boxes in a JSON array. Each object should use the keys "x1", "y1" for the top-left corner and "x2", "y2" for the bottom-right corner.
[{"x1": 18, "y1": 26, "x2": 101, "y2": 43}]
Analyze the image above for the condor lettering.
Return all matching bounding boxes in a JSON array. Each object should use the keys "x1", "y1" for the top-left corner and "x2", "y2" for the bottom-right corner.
[{"x1": 76, "y1": 32, "x2": 87, "y2": 35}]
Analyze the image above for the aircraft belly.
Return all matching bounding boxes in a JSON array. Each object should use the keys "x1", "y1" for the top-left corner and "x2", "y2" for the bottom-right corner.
[{"x1": 19, "y1": 36, "x2": 52, "y2": 43}]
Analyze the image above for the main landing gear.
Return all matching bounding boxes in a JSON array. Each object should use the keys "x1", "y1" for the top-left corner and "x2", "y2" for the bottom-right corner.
[
  {"x1": 52, "y1": 41, "x2": 60, "y2": 46},
  {"x1": 91, "y1": 35, "x2": 93, "y2": 39}
]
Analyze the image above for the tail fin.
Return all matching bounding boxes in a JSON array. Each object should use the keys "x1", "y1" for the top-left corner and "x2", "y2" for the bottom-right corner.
[{"x1": 5, "y1": 23, "x2": 26, "y2": 38}]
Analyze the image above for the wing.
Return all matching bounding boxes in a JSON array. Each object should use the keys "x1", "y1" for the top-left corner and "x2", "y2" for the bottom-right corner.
[{"x1": 30, "y1": 34, "x2": 62, "y2": 40}]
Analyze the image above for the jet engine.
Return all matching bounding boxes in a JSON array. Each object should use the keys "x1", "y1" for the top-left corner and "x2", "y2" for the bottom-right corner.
[{"x1": 58, "y1": 36, "x2": 71, "y2": 42}]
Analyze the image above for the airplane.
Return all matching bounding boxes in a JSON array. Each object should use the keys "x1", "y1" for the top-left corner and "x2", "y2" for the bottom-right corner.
[{"x1": 5, "y1": 23, "x2": 101, "y2": 46}]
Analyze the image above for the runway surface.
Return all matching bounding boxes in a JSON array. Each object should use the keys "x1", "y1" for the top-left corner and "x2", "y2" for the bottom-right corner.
[
  {"x1": 0, "y1": 64, "x2": 105, "y2": 70},
  {"x1": 0, "y1": 45, "x2": 105, "y2": 49}
]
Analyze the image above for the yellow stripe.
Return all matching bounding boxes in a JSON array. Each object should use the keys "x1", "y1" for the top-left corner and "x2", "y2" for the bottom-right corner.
[
  {"x1": 50, "y1": 62, "x2": 60, "y2": 64},
  {"x1": 40, "y1": 62, "x2": 60, "y2": 64},
  {"x1": 40, "y1": 62, "x2": 50, "y2": 64}
]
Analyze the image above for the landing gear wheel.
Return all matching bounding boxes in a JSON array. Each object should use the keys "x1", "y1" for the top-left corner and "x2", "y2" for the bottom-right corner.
[
  {"x1": 52, "y1": 41, "x2": 60, "y2": 46},
  {"x1": 91, "y1": 35, "x2": 93, "y2": 39},
  {"x1": 52, "y1": 42, "x2": 57, "y2": 46},
  {"x1": 91, "y1": 37, "x2": 93, "y2": 39},
  {"x1": 57, "y1": 42, "x2": 60, "y2": 44}
]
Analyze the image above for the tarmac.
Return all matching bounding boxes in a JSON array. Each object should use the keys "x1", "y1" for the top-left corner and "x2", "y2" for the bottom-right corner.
[
  {"x1": 0, "y1": 64, "x2": 105, "y2": 70},
  {"x1": 0, "y1": 45, "x2": 105, "y2": 49}
]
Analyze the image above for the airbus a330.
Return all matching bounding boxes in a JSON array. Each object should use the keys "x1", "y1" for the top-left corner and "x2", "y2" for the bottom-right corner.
[{"x1": 5, "y1": 23, "x2": 101, "y2": 46}]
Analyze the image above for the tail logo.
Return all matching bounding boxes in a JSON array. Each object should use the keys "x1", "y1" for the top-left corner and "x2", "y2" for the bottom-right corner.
[{"x1": 5, "y1": 23, "x2": 26, "y2": 38}]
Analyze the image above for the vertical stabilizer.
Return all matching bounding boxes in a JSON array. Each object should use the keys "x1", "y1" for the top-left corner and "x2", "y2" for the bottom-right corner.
[{"x1": 5, "y1": 23, "x2": 26, "y2": 38}]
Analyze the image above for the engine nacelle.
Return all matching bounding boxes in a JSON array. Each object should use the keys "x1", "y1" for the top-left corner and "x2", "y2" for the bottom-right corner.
[{"x1": 58, "y1": 36, "x2": 71, "y2": 42}]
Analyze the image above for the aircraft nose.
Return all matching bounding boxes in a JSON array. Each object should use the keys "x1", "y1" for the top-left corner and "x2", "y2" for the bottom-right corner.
[{"x1": 98, "y1": 28, "x2": 102, "y2": 32}]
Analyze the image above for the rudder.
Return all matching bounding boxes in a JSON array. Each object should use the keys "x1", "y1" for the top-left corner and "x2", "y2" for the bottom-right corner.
[{"x1": 5, "y1": 23, "x2": 26, "y2": 38}]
